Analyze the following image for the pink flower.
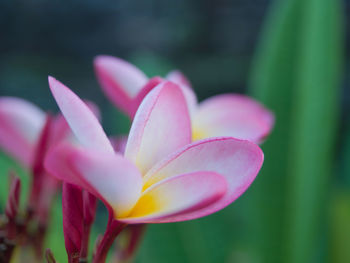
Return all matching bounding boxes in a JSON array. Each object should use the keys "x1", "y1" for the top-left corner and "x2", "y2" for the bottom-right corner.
[
  {"x1": 0, "y1": 98, "x2": 73, "y2": 259},
  {"x1": 0, "y1": 97, "x2": 47, "y2": 168},
  {"x1": 0, "y1": 97, "x2": 73, "y2": 169},
  {"x1": 45, "y1": 77, "x2": 263, "y2": 224},
  {"x1": 0, "y1": 98, "x2": 69, "y2": 215},
  {"x1": 94, "y1": 55, "x2": 274, "y2": 143},
  {"x1": 0, "y1": 97, "x2": 98, "y2": 221}
]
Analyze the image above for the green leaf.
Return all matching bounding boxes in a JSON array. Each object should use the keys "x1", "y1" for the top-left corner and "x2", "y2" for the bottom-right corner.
[
  {"x1": 248, "y1": 0, "x2": 304, "y2": 261},
  {"x1": 249, "y1": 0, "x2": 343, "y2": 262},
  {"x1": 284, "y1": 0, "x2": 343, "y2": 262}
]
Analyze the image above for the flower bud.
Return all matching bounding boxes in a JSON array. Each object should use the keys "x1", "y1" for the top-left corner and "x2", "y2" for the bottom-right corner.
[
  {"x1": 83, "y1": 190, "x2": 97, "y2": 226},
  {"x1": 79, "y1": 190, "x2": 97, "y2": 259},
  {"x1": 62, "y1": 183, "x2": 83, "y2": 263}
]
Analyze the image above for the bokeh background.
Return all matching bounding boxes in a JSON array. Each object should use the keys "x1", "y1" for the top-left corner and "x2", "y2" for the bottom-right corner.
[{"x1": 0, "y1": 0, "x2": 349, "y2": 262}]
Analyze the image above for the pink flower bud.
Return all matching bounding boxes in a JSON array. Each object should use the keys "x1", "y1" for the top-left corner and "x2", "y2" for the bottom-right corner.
[
  {"x1": 79, "y1": 190, "x2": 97, "y2": 259},
  {"x1": 62, "y1": 183, "x2": 83, "y2": 263},
  {"x1": 83, "y1": 190, "x2": 97, "y2": 226}
]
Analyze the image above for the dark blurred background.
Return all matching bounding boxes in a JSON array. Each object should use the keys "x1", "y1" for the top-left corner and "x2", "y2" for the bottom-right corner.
[
  {"x1": 0, "y1": 0, "x2": 271, "y2": 107},
  {"x1": 0, "y1": 0, "x2": 349, "y2": 127},
  {"x1": 0, "y1": 0, "x2": 349, "y2": 263}
]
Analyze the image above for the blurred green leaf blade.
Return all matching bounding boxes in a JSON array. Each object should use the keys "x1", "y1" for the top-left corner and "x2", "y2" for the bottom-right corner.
[{"x1": 249, "y1": 0, "x2": 343, "y2": 262}]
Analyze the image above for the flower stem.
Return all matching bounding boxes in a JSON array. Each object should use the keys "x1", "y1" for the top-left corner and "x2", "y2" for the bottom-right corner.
[{"x1": 93, "y1": 218, "x2": 126, "y2": 263}]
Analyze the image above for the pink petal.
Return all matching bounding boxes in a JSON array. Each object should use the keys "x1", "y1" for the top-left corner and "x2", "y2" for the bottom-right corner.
[
  {"x1": 166, "y1": 70, "x2": 192, "y2": 88},
  {"x1": 85, "y1": 100, "x2": 101, "y2": 121},
  {"x1": 124, "y1": 81, "x2": 192, "y2": 174},
  {"x1": 131, "y1": 76, "x2": 194, "y2": 120},
  {"x1": 48, "y1": 77, "x2": 114, "y2": 153},
  {"x1": 179, "y1": 84, "x2": 198, "y2": 117},
  {"x1": 131, "y1": 76, "x2": 163, "y2": 118},
  {"x1": 0, "y1": 97, "x2": 45, "y2": 167},
  {"x1": 193, "y1": 94, "x2": 274, "y2": 143},
  {"x1": 94, "y1": 55, "x2": 148, "y2": 116},
  {"x1": 118, "y1": 171, "x2": 226, "y2": 223},
  {"x1": 166, "y1": 71, "x2": 197, "y2": 117},
  {"x1": 143, "y1": 137, "x2": 263, "y2": 221},
  {"x1": 45, "y1": 143, "x2": 143, "y2": 217}
]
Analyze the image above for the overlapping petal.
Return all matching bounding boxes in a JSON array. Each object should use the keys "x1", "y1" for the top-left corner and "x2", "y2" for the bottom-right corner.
[
  {"x1": 94, "y1": 55, "x2": 199, "y2": 119},
  {"x1": 48, "y1": 77, "x2": 114, "y2": 153},
  {"x1": 125, "y1": 81, "x2": 192, "y2": 174},
  {"x1": 165, "y1": 71, "x2": 197, "y2": 115},
  {"x1": 192, "y1": 94, "x2": 274, "y2": 143},
  {"x1": 93, "y1": 55, "x2": 273, "y2": 145},
  {"x1": 143, "y1": 137, "x2": 263, "y2": 222},
  {"x1": 132, "y1": 76, "x2": 197, "y2": 119},
  {"x1": 94, "y1": 55, "x2": 148, "y2": 116},
  {"x1": 46, "y1": 75, "x2": 265, "y2": 226},
  {"x1": 119, "y1": 171, "x2": 227, "y2": 223},
  {"x1": 0, "y1": 97, "x2": 46, "y2": 167},
  {"x1": 166, "y1": 70, "x2": 192, "y2": 88},
  {"x1": 45, "y1": 143, "x2": 143, "y2": 217},
  {"x1": 130, "y1": 77, "x2": 163, "y2": 118}
]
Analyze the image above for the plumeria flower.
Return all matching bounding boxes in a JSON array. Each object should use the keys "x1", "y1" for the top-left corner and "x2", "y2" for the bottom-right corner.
[
  {"x1": 0, "y1": 97, "x2": 98, "y2": 219},
  {"x1": 0, "y1": 97, "x2": 75, "y2": 170},
  {"x1": 0, "y1": 97, "x2": 48, "y2": 168},
  {"x1": 46, "y1": 77, "x2": 263, "y2": 224},
  {"x1": 0, "y1": 96, "x2": 102, "y2": 262},
  {"x1": 0, "y1": 97, "x2": 101, "y2": 170},
  {"x1": 0, "y1": 98, "x2": 73, "y2": 260},
  {"x1": 94, "y1": 55, "x2": 274, "y2": 143},
  {"x1": 0, "y1": 98, "x2": 67, "y2": 210}
]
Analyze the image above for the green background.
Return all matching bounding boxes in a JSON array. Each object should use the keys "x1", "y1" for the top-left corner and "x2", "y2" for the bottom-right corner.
[{"x1": 0, "y1": 0, "x2": 349, "y2": 262}]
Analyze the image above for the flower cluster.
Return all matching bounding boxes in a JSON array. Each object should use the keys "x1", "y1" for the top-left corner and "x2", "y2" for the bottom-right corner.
[{"x1": 0, "y1": 55, "x2": 274, "y2": 263}]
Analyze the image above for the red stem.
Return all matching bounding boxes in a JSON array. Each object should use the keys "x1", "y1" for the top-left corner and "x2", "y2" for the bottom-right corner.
[{"x1": 93, "y1": 218, "x2": 126, "y2": 263}]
